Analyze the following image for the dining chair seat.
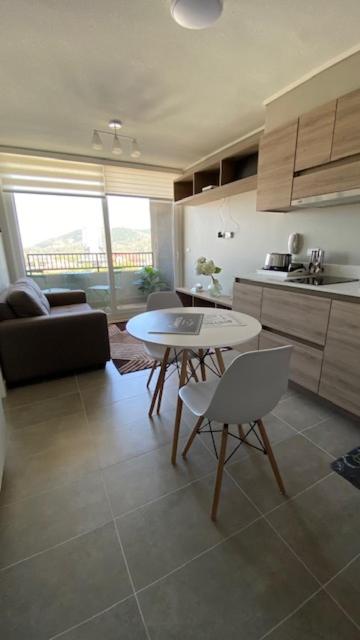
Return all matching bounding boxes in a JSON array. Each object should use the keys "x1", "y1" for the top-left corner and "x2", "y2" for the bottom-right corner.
[{"x1": 179, "y1": 379, "x2": 219, "y2": 416}]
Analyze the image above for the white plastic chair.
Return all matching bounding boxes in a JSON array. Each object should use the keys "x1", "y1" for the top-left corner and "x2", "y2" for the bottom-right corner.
[
  {"x1": 179, "y1": 346, "x2": 292, "y2": 520},
  {"x1": 144, "y1": 291, "x2": 198, "y2": 414}
]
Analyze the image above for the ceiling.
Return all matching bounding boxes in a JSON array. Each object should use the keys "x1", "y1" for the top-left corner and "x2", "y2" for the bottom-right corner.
[{"x1": 1, "y1": 0, "x2": 360, "y2": 170}]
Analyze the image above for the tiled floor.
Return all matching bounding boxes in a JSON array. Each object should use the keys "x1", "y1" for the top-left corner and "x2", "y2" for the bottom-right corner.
[{"x1": 0, "y1": 360, "x2": 360, "y2": 639}]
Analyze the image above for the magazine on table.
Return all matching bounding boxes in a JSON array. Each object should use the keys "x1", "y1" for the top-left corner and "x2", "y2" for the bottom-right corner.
[{"x1": 148, "y1": 313, "x2": 204, "y2": 335}]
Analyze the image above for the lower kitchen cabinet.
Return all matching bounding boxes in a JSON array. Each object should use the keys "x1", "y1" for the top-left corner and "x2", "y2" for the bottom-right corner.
[
  {"x1": 319, "y1": 300, "x2": 360, "y2": 416},
  {"x1": 232, "y1": 282, "x2": 262, "y2": 320},
  {"x1": 259, "y1": 330, "x2": 323, "y2": 393}
]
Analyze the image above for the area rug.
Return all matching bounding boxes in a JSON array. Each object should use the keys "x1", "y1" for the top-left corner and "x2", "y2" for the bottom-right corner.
[
  {"x1": 109, "y1": 323, "x2": 155, "y2": 375},
  {"x1": 331, "y1": 446, "x2": 360, "y2": 489}
]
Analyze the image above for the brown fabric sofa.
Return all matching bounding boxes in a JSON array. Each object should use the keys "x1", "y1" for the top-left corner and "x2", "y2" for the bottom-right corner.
[{"x1": 0, "y1": 278, "x2": 110, "y2": 385}]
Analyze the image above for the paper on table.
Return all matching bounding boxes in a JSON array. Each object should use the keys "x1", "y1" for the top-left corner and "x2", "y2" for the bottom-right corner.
[{"x1": 203, "y1": 313, "x2": 247, "y2": 327}]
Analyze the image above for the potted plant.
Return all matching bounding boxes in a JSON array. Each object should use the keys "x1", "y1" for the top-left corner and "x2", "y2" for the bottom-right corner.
[
  {"x1": 134, "y1": 266, "x2": 168, "y2": 295},
  {"x1": 196, "y1": 257, "x2": 222, "y2": 296}
]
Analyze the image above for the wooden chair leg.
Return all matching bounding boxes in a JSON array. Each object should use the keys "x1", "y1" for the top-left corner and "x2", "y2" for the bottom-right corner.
[
  {"x1": 198, "y1": 349, "x2": 206, "y2": 381},
  {"x1": 238, "y1": 423, "x2": 245, "y2": 440},
  {"x1": 148, "y1": 349, "x2": 170, "y2": 416},
  {"x1": 146, "y1": 361, "x2": 157, "y2": 388},
  {"x1": 257, "y1": 419, "x2": 286, "y2": 495},
  {"x1": 156, "y1": 363, "x2": 168, "y2": 414},
  {"x1": 188, "y1": 359, "x2": 199, "y2": 383},
  {"x1": 211, "y1": 424, "x2": 229, "y2": 521},
  {"x1": 171, "y1": 349, "x2": 188, "y2": 465},
  {"x1": 215, "y1": 348, "x2": 225, "y2": 375},
  {"x1": 182, "y1": 416, "x2": 203, "y2": 458}
]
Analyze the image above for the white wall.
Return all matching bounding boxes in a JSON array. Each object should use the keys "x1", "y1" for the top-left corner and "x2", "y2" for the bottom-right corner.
[{"x1": 183, "y1": 190, "x2": 360, "y2": 295}]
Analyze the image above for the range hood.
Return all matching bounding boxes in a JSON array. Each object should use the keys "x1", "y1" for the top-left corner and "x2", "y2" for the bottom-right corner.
[{"x1": 291, "y1": 188, "x2": 360, "y2": 208}]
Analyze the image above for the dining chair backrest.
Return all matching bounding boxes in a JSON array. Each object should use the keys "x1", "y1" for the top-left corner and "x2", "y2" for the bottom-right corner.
[
  {"x1": 147, "y1": 291, "x2": 183, "y2": 311},
  {"x1": 206, "y1": 346, "x2": 292, "y2": 425}
]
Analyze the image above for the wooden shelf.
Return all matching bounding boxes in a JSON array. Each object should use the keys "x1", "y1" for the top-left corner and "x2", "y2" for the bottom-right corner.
[
  {"x1": 174, "y1": 131, "x2": 261, "y2": 206},
  {"x1": 174, "y1": 175, "x2": 257, "y2": 206},
  {"x1": 176, "y1": 287, "x2": 232, "y2": 309}
]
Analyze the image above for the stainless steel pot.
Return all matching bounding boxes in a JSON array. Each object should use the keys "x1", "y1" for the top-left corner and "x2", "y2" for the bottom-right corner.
[{"x1": 264, "y1": 252, "x2": 292, "y2": 270}]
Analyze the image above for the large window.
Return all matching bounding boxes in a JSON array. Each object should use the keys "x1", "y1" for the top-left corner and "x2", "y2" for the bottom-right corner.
[{"x1": 14, "y1": 193, "x2": 154, "y2": 314}]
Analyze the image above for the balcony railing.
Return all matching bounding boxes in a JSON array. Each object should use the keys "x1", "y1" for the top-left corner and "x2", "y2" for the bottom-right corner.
[{"x1": 25, "y1": 251, "x2": 153, "y2": 274}]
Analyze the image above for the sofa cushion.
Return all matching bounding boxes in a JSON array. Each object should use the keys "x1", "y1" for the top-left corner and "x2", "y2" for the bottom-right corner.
[
  {"x1": 17, "y1": 277, "x2": 50, "y2": 312},
  {"x1": 7, "y1": 283, "x2": 49, "y2": 317},
  {"x1": 0, "y1": 288, "x2": 16, "y2": 321}
]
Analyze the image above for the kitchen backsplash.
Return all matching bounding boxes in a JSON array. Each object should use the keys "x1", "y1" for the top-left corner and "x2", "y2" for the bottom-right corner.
[{"x1": 183, "y1": 190, "x2": 360, "y2": 294}]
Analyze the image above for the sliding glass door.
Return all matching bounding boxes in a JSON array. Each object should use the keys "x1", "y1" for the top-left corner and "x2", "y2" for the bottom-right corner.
[
  {"x1": 13, "y1": 192, "x2": 154, "y2": 316},
  {"x1": 106, "y1": 195, "x2": 152, "y2": 312}
]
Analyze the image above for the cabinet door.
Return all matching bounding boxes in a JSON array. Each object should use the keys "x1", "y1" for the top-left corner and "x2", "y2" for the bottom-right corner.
[
  {"x1": 259, "y1": 330, "x2": 322, "y2": 393},
  {"x1": 331, "y1": 89, "x2": 360, "y2": 161},
  {"x1": 319, "y1": 300, "x2": 360, "y2": 416},
  {"x1": 295, "y1": 101, "x2": 336, "y2": 171},
  {"x1": 256, "y1": 120, "x2": 298, "y2": 212},
  {"x1": 232, "y1": 282, "x2": 262, "y2": 320},
  {"x1": 261, "y1": 288, "x2": 331, "y2": 345}
]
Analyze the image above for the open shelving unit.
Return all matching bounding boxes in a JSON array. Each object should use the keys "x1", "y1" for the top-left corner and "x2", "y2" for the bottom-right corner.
[{"x1": 174, "y1": 131, "x2": 262, "y2": 206}]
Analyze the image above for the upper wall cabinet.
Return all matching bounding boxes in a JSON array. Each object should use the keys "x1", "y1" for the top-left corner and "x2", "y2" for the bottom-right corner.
[
  {"x1": 294, "y1": 100, "x2": 337, "y2": 171},
  {"x1": 331, "y1": 88, "x2": 360, "y2": 161},
  {"x1": 256, "y1": 120, "x2": 298, "y2": 211}
]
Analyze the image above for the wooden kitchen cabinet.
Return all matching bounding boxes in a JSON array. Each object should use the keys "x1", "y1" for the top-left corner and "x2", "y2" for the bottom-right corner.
[
  {"x1": 261, "y1": 288, "x2": 331, "y2": 345},
  {"x1": 259, "y1": 330, "x2": 323, "y2": 393},
  {"x1": 256, "y1": 120, "x2": 298, "y2": 211},
  {"x1": 295, "y1": 100, "x2": 337, "y2": 171},
  {"x1": 232, "y1": 282, "x2": 262, "y2": 320},
  {"x1": 331, "y1": 88, "x2": 360, "y2": 161},
  {"x1": 319, "y1": 300, "x2": 360, "y2": 416}
]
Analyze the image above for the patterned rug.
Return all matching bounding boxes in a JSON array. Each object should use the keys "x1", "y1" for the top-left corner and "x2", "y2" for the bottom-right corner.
[
  {"x1": 109, "y1": 323, "x2": 155, "y2": 375},
  {"x1": 331, "y1": 446, "x2": 360, "y2": 490}
]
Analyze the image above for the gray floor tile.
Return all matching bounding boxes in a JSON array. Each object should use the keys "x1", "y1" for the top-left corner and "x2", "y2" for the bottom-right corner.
[
  {"x1": 80, "y1": 374, "x2": 154, "y2": 412},
  {"x1": 6, "y1": 411, "x2": 89, "y2": 461},
  {"x1": 268, "y1": 473, "x2": 360, "y2": 583},
  {"x1": 56, "y1": 597, "x2": 147, "y2": 640},
  {"x1": 304, "y1": 413, "x2": 360, "y2": 458},
  {"x1": 0, "y1": 429, "x2": 99, "y2": 504},
  {"x1": 76, "y1": 361, "x2": 127, "y2": 391},
  {"x1": 138, "y1": 519, "x2": 317, "y2": 640},
  {"x1": 90, "y1": 407, "x2": 191, "y2": 468},
  {"x1": 272, "y1": 393, "x2": 333, "y2": 431},
  {"x1": 0, "y1": 522, "x2": 131, "y2": 640},
  {"x1": 327, "y1": 555, "x2": 360, "y2": 628},
  {"x1": 104, "y1": 437, "x2": 216, "y2": 517},
  {"x1": 117, "y1": 473, "x2": 258, "y2": 590},
  {"x1": 3, "y1": 376, "x2": 77, "y2": 409},
  {"x1": 265, "y1": 590, "x2": 360, "y2": 639},
  {"x1": 228, "y1": 434, "x2": 333, "y2": 513},
  {"x1": 0, "y1": 471, "x2": 111, "y2": 568},
  {"x1": 5, "y1": 393, "x2": 83, "y2": 430}
]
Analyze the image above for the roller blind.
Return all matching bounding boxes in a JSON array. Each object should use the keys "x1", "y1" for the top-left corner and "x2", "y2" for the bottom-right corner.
[
  {"x1": 0, "y1": 153, "x2": 105, "y2": 195},
  {"x1": 104, "y1": 165, "x2": 180, "y2": 199}
]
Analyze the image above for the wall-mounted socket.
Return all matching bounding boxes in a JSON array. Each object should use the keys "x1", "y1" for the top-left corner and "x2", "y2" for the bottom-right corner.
[{"x1": 218, "y1": 231, "x2": 234, "y2": 239}]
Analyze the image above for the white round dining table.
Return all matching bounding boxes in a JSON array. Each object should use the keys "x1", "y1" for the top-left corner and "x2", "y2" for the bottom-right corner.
[
  {"x1": 127, "y1": 307, "x2": 262, "y2": 465},
  {"x1": 127, "y1": 306, "x2": 261, "y2": 350}
]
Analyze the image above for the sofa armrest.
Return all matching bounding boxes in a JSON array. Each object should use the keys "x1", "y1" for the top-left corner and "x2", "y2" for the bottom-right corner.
[
  {"x1": 0, "y1": 310, "x2": 110, "y2": 384},
  {"x1": 45, "y1": 290, "x2": 87, "y2": 306}
]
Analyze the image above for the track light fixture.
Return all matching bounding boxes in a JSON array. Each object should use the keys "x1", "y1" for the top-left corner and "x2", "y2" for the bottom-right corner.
[{"x1": 91, "y1": 119, "x2": 141, "y2": 158}]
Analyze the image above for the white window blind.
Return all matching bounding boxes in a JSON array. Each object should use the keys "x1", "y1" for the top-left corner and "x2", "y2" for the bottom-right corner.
[
  {"x1": 104, "y1": 165, "x2": 180, "y2": 200},
  {"x1": 0, "y1": 153, "x2": 105, "y2": 196}
]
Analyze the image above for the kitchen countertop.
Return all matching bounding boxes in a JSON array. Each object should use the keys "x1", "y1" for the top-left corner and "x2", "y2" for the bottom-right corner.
[{"x1": 236, "y1": 273, "x2": 360, "y2": 301}]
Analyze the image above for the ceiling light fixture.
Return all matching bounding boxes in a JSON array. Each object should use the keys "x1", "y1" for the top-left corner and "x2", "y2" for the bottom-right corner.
[
  {"x1": 130, "y1": 140, "x2": 141, "y2": 159},
  {"x1": 112, "y1": 133, "x2": 123, "y2": 156},
  {"x1": 171, "y1": 0, "x2": 223, "y2": 29},
  {"x1": 91, "y1": 120, "x2": 141, "y2": 158},
  {"x1": 108, "y1": 119, "x2": 123, "y2": 130},
  {"x1": 91, "y1": 130, "x2": 103, "y2": 151}
]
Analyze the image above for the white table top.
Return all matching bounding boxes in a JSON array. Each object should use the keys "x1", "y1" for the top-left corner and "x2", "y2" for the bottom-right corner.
[{"x1": 127, "y1": 307, "x2": 261, "y2": 349}]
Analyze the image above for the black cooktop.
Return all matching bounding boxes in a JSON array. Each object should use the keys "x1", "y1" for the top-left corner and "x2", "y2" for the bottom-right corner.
[{"x1": 290, "y1": 276, "x2": 359, "y2": 286}]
